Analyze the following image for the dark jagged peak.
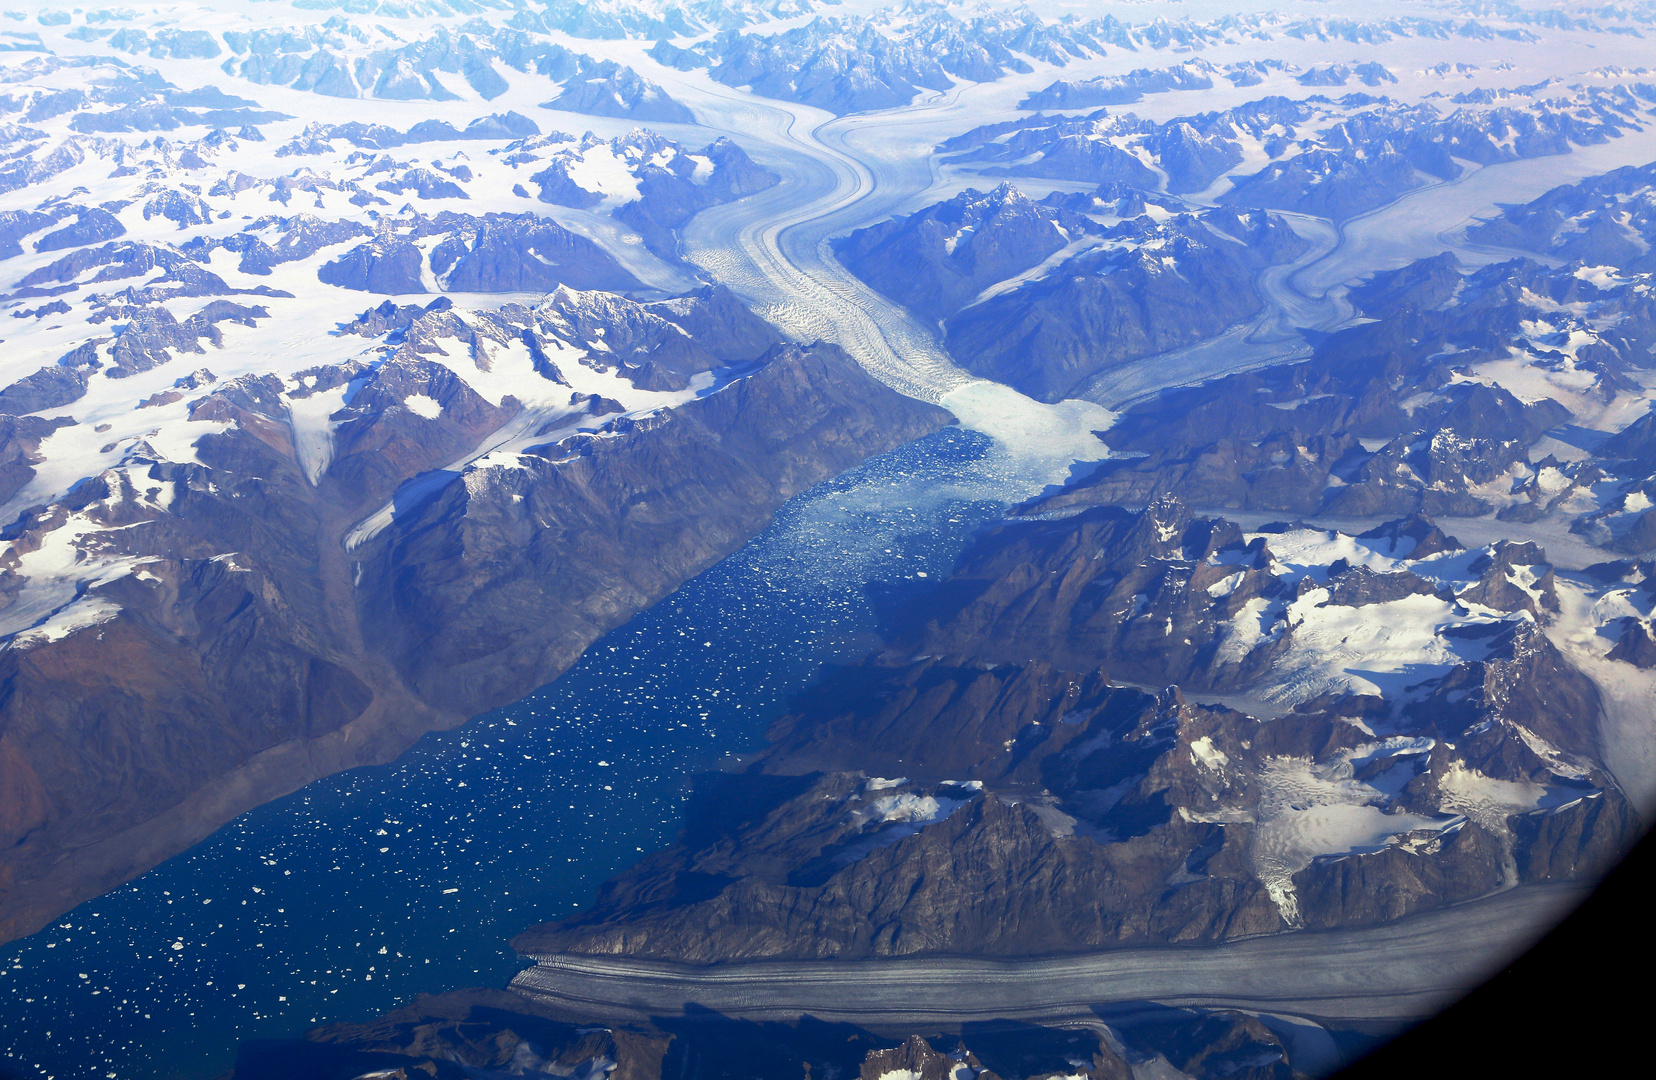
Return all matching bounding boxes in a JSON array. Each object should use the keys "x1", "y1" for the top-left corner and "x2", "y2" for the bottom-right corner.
[
  {"x1": 0, "y1": 209, "x2": 60, "y2": 261},
  {"x1": 860, "y1": 1035, "x2": 990, "y2": 1080},
  {"x1": 1019, "y1": 59, "x2": 1217, "y2": 110},
  {"x1": 905, "y1": 501, "x2": 1278, "y2": 691},
  {"x1": 139, "y1": 187, "x2": 214, "y2": 229},
  {"x1": 647, "y1": 36, "x2": 707, "y2": 71},
  {"x1": 1295, "y1": 63, "x2": 1395, "y2": 88},
  {"x1": 1357, "y1": 513, "x2": 1464, "y2": 560},
  {"x1": 939, "y1": 207, "x2": 1311, "y2": 403},
  {"x1": 0, "y1": 415, "x2": 73, "y2": 504},
  {"x1": 181, "y1": 215, "x2": 373, "y2": 276},
  {"x1": 1407, "y1": 622, "x2": 1608, "y2": 789},
  {"x1": 98, "y1": 301, "x2": 274, "y2": 382},
  {"x1": 833, "y1": 183, "x2": 1097, "y2": 323},
  {"x1": 371, "y1": 163, "x2": 470, "y2": 201},
  {"x1": 1608, "y1": 617, "x2": 1656, "y2": 668},
  {"x1": 315, "y1": 233, "x2": 427, "y2": 294},
  {"x1": 1352, "y1": 61, "x2": 1400, "y2": 86},
  {"x1": 308, "y1": 211, "x2": 643, "y2": 296},
  {"x1": 1124, "y1": 492, "x2": 1205, "y2": 560},
  {"x1": 430, "y1": 213, "x2": 641, "y2": 294},
  {"x1": 1459, "y1": 540, "x2": 1561, "y2": 616},
  {"x1": 1222, "y1": 59, "x2": 1294, "y2": 87},
  {"x1": 630, "y1": 283, "x2": 786, "y2": 364},
  {"x1": 543, "y1": 58, "x2": 695, "y2": 123},
  {"x1": 1601, "y1": 409, "x2": 1656, "y2": 475},
  {"x1": 1040, "y1": 181, "x2": 1188, "y2": 221},
  {"x1": 95, "y1": 258, "x2": 294, "y2": 305},
  {"x1": 32, "y1": 207, "x2": 126, "y2": 253},
  {"x1": 1320, "y1": 564, "x2": 1444, "y2": 607},
  {"x1": 277, "y1": 112, "x2": 545, "y2": 154},
  {"x1": 524, "y1": 128, "x2": 779, "y2": 257},
  {"x1": 337, "y1": 295, "x2": 455, "y2": 339},
  {"x1": 1348, "y1": 252, "x2": 1465, "y2": 316},
  {"x1": 534, "y1": 283, "x2": 783, "y2": 391},
  {"x1": 1465, "y1": 161, "x2": 1656, "y2": 274}
]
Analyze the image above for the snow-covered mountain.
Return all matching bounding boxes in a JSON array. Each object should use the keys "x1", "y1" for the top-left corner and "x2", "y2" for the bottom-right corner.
[{"x1": 5, "y1": 2, "x2": 1656, "y2": 1079}]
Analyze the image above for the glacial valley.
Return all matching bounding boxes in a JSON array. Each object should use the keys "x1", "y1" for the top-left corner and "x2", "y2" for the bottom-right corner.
[{"x1": 1, "y1": 2, "x2": 1655, "y2": 1079}]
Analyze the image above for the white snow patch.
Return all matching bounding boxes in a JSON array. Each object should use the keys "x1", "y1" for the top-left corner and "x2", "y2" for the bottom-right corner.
[
  {"x1": 1251, "y1": 756, "x2": 1449, "y2": 924},
  {"x1": 1437, "y1": 762, "x2": 1546, "y2": 831},
  {"x1": 1190, "y1": 736, "x2": 1230, "y2": 772},
  {"x1": 403, "y1": 393, "x2": 443, "y2": 419},
  {"x1": 562, "y1": 145, "x2": 644, "y2": 207}
]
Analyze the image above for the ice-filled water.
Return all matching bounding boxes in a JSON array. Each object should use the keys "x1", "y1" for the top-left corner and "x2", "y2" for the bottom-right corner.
[{"x1": 0, "y1": 429, "x2": 1017, "y2": 1080}]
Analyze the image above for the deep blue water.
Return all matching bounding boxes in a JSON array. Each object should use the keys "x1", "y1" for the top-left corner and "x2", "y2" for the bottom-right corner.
[{"x1": 0, "y1": 428, "x2": 1014, "y2": 1080}]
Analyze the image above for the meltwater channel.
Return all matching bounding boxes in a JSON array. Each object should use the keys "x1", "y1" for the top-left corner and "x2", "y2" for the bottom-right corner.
[{"x1": 0, "y1": 428, "x2": 1024, "y2": 1080}]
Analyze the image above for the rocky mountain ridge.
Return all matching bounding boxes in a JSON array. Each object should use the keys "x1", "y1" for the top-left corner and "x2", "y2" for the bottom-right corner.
[
  {"x1": 1047, "y1": 254, "x2": 1654, "y2": 537},
  {"x1": 1465, "y1": 160, "x2": 1656, "y2": 273},
  {"x1": 943, "y1": 88, "x2": 1649, "y2": 217},
  {"x1": 0, "y1": 274, "x2": 950, "y2": 944},
  {"x1": 510, "y1": 497, "x2": 1634, "y2": 964},
  {"x1": 838, "y1": 184, "x2": 1311, "y2": 402},
  {"x1": 637, "y1": 1, "x2": 1595, "y2": 114}
]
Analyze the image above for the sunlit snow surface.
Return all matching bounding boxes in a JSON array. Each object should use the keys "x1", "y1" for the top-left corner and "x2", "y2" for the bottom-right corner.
[{"x1": 0, "y1": 429, "x2": 1013, "y2": 1080}]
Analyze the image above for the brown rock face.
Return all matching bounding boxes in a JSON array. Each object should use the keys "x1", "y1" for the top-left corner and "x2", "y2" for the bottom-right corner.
[
  {"x1": 906, "y1": 496, "x2": 1277, "y2": 692},
  {"x1": 1607, "y1": 617, "x2": 1656, "y2": 667},
  {"x1": 861, "y1": 1035, "x2": 986, "y2": 1080},
  {"x1": 1290, "y1": 821, "x2": 1508, "y2": 931},
  {"x1": 358, "y1": 342, "x2": 951, "y2": 716},
  {"x1": 517, "y1": 779, "x2": 1283, "y2": 961}
]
